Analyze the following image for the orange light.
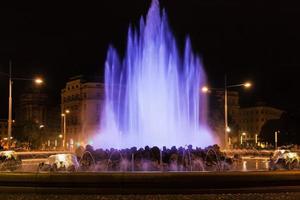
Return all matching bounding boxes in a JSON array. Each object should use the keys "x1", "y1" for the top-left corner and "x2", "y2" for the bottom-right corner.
[
  {"x1": 35, "y1": 78, "x2": 43, "y2": 84},
  {"x1": 244, "y1": 82, "x2": 251, "y2": 88}
]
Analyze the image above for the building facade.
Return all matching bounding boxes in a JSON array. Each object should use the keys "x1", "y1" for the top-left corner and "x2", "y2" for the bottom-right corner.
[
  {"x1": 15, "y1": 87, "x2": 60, "y2": 148},
  {"x1": 210, "y1": 90, "x2": 284, "y2": 147},
  {"x1": 16, "y1": 91, "x2": 48, "y2": 126},
  {"x1": 239, "y1": 104, "x2": 283, "y2": 145},
  {"x1": 61, "y1": 76, "x2": 105, "y2": 148}
]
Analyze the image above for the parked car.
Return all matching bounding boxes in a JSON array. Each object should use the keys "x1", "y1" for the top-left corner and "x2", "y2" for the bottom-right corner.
[
  {"x1": 0, "y1": 150, "x2": 22, "y2": 171},
  {"x1": 38, "y1": 153, "x2": 79, "y2": 172},
  {"x1": 269, "y1": 149, "x2": 300, "y2": 170}
]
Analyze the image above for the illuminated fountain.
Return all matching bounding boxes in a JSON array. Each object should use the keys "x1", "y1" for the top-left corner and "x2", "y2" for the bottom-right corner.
[{"x1": 94, "y1": 0, "x2": 214, "y2": 149}]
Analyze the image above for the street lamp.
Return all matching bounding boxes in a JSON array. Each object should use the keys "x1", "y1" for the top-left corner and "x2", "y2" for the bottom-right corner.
[
  {"x1": 34, "y1": 78, "x2": 44, "y2": 85},
  {"x1": 255, "y1": 134, "x2": 258, "y2": 145},
  {"x1": 201, "y1": 77, "x2": 252, "y2": 149},
  {"x1": 1, "y1": 61, "x2": 44, "y2": 149},
  {"x1": 275, "y1": 131, "x2": 280, "y2": 149},
  {"x1": 241, "y1": 132, "x2": 246, "y2": 145},
  {"x1": 225, "y1": 79, "x2": 251, "y2": 149},
  {"x1": 61, "y1": 109, "x2": 70, "y2": 150},
  {"x1": 201, "y1": 86, "x2": 209, "y2": 93},
  {"x1": 226, "y1": 127, "x2": 231, "y2": 133}
]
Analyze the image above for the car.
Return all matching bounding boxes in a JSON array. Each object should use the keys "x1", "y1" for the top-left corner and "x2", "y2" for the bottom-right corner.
[
  {"x1": 0, "y1": 150, "x2": 22, "y2": 171},
  {"x1": 269, "y1": 149, "x2": 300, "y2": 170},
  {"x1": 38, "y1": 153, "x2": 79, "y2": 172}
]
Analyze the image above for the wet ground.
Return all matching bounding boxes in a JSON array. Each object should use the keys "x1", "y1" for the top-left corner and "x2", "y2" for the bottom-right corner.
[{"x1": 0, "y1": 193, "x2": 299, "y2": 200}]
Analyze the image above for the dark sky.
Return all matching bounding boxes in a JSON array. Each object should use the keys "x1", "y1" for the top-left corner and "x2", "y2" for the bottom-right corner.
[{"x1": 0, "y1": 0, "x2": 299, "y2": 118}]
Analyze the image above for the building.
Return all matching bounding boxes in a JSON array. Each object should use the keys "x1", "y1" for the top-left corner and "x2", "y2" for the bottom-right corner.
[
  {"x1": 15, "y1": 86, "x2": 60, "y2": 148},
  {"x1": 16, "y1": 90, "x2": 48, "y2": 126},
  {"x1": 61, "y1": 76, "x2": 105, "y2": 148},
  {"x1": 239, "y1": 103, "x2": 284, "y2": 145},
  {"x1": 210, "y1": 90, "x2": 284, "y2": 148}
]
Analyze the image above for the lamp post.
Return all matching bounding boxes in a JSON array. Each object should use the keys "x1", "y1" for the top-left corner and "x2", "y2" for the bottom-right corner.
[
  {"x1": 255, "y1": 134, "x2": 258, "y2": 145},
  {"x1": 1, "y1": 61, "x2": 44, "y2": 149},
  {"x1": 241, "y1": 132, "x2": 246, "y2": 146},
  {"x1": 275, "y1": 131, "x2": 279, "y2": 149},
  {"x1": 202, "y1": 77, "x2": 251, "y2": 149},
  {"x1": 61, "y1": 109, "x2": 70, "y2": 150},
  {"x1": 224, "y1": 78, "x2": 251, "y2": 149}
]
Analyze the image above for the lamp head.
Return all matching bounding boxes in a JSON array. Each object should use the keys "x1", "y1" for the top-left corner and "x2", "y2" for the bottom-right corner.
[
  {"x1": 201, "y1": 86, "x2": 209, "y2": 93},
  {"x1": 244, "y1": 82, "x2": 251, "y2": 88}
]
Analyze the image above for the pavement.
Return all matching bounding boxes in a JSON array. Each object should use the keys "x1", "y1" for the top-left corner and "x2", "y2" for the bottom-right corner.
[
  {"x1": 0, "y1": 193, "x2": 300, "y2": 200},
  {"x1": 0, "y1": 171, "x2": 300, "y2": 195}
]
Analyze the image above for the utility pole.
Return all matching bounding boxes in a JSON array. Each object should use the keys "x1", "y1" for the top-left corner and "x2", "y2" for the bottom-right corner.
[
  {"x1": 224, "y1": 75, "x2": 228, "y2": 149},
  {"x1": 7, "y1": 61, "x2": 12, "y2": 149},
  {"x1": 275, "y1": 131, "x2": 278, "y2": 149}
]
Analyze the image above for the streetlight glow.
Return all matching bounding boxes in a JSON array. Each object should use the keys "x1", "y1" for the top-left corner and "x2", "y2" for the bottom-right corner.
[
  {"x1": 201, "y1": 86, "x2": 209, "y2": 93},
  {"x1": 34, "y1": 78, "x2": 44, "y2": 85},
  {"x1": 226, "y1": 127, "x2": 231, "y2": 132},
  {"x1": 244, "y1": 82, "x2": 251, "y2": 88},
  {"x1": 65, "y1": 109, "x2": 70, "y2": 114}
]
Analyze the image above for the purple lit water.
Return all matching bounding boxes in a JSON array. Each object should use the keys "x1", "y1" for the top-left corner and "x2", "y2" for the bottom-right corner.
[{"x1": 94, "y1": 0, "x2": 215, "y2": 149}]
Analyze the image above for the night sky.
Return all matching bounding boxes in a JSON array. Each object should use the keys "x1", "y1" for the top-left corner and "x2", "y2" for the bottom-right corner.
[{"x1": 0, "y1": 0, "x2": 299, "y2": 119}]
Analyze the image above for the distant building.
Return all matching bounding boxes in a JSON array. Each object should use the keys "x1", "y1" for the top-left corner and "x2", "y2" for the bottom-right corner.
[
  {"x1": 61, "y1": 76, "x2": 105, "y2": 148},
  {"x1": 15, "y1": 86, "x2": 60, "y2": 146},
  {"x1": 239, "y1": 103, "x2": 284, "y2": 144},
  {"x1": 210, "y1": 90, "x2": 284, "y2": 147},
  {"x1": 16, "y1": 90, "x2": 48, "y2": 126}
]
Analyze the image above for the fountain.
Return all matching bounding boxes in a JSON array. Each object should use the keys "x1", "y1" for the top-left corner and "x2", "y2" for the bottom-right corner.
[{"x1": 94, "y1": 0, "x2": 215, "y2": 149}]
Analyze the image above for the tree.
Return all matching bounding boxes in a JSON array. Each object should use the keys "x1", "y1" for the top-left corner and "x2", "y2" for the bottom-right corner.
[
  {"x1": 260, "y1": 112, "x2": 300, "y2": 146},
  {"x1": 14, "y1": 121, "x2": 44, "y2": 149}
]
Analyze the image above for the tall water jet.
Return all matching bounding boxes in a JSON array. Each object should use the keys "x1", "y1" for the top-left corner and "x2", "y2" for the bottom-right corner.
[{"x1": 95, "y1": 0, "x2": 215, "y2": 149}]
